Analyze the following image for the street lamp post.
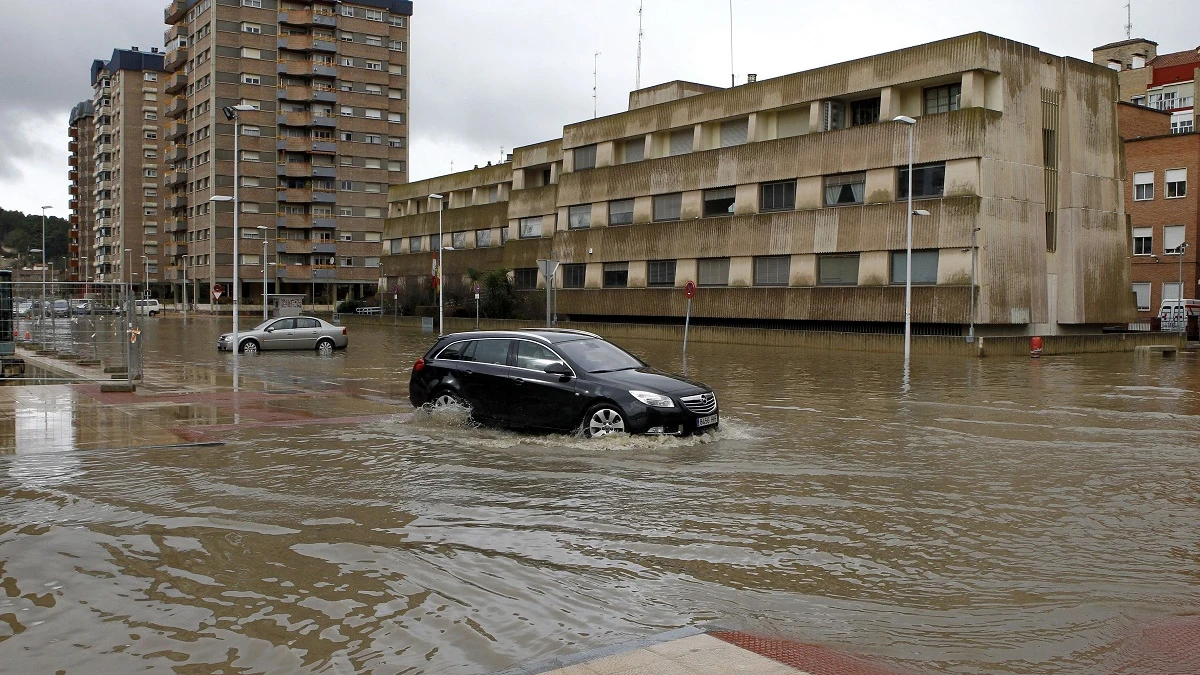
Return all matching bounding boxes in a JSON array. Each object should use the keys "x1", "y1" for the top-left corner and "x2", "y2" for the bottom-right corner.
[
  {"x1": 142, "y1": 255, "x2": 149, "y2": 300},
  {"x1": 183, "y1": 254, "x2": 188, "y2": 319},
  {"x1": 39, "y1": 206, "x2": 51, "y2": 336},
  {"x1": 893, "y1": 116, "x2": 917, "y2": 370},
  {"x1": 1177, "y1": 241, "x2": 1190, "y2": 334},
  {"x1": 965, "y1": 227, "x2": 982, "y2": 342},
  {"x1": 258, "y1": 225, "x2": 268, "y2": 320},
  {"x1": 430, "y1": 193, "x2": 445, "y2": 335},
  {"x1": 213, "y1": 104, "x2": 254, "y2": 392},
  {"x1": 124, "y1": 247, "x2": 133, "y2": 385}
]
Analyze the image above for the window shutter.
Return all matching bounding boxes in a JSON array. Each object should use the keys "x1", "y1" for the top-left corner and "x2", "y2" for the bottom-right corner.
[
  {"x1": 669, "y1": 129, "x2": 693, "y2": 156},
  {"x1": 1165, "y1": 168, "x2": 1186, "y2": 183},
  {"x1": 1163, "y1": 225, "x2": 1185, "y2": 252},
  {"x1": 720, "y1": 118, "x2": 749, "y2": 147}
]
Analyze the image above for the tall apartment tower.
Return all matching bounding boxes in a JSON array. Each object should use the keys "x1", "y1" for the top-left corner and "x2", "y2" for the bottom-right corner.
[
  {"x1": 161, "y1": 0, "x2": 413, "y2": 309},
  {"x1": 68, "y1": 101, "x2": 97, "y2": 283},
  {"x1": 89, "y1": 48, "x2": 169, "y2": 291}
]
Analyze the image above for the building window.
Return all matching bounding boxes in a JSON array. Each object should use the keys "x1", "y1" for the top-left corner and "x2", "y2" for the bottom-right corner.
[
  {"x1": 754, "y1": 256, "x2": 791, "y2": 286},
  {"x1": 390, "y1": 15, "x2": 407, "y2": 27},
  {"x1": 241, "y1": 47, "x2": 261, "y2": 59},
  {"x1": 365, "y1": 61, "x2": 383, "y2": 71},
  {"x1": 429, "y1": 234, "x2": 440, "y2": 250},
  {"x1": 568, "y1": 205, "x2": 591, "y2": 230},
  {"x1": 242, "y1": 22, "x2": 261, "y2": 33},
  {"x1": 924, "y1": 84, "x2": 961, "y2": 114},
  {"x1": 144, "y1": 72, "x2": 158, "y2": 82},
  {"x1": 365, "y1": 35, "x2": 383, "y2": 47},
  {"x1": 890, "y1": 250, "x2": 939, "y2": 285},
  {"x1": 719, "y1": 118, "x2": 748, "y2": 147},
  {"x1": 241, "y1": 125, "x2": 260, "y2": 137},
  {"x1": 1132, "y1": 283, "x2": 1151, "y2": 312},
  {"x1": 388, "y1": 136, "x2": 405, "y2": 147},
  {"x1": 365, "y1": 134, "x2": 382, "y2": 144},
  {"x1": 603, "y1": 262, "x2": 628, "y2": 288},
  {"x1": 669, "y1": 128, "x2": 693, "y2": 156},
  {"x1": 340, "y1": 56, "x2": 354, "y2": 66},
  {"x1": 653, "y1": 193, "x2": 682, "y2": 221},
  {"x1": 818, "y1": 254, "x2": 860, "y2": 286},
  {"x1": 388, "y1": 112, "x2": 404, "y2": 123},
  {"x1": 760, "y1": 180, "x2": 796, "y2": 212},
  {"x1": 1134, "y1": 171, "x2": 1154, "y2": 201},
  {"x1": 1163, "y1": 282, "x2": 1183, "y2": 302},
  {"x1": 898, "y1": 162, "x2": 947, "y2": 199},
  {"x1": 241, "y1": 150, "x2": 259, "y2": 161},
  {"x1": 1171, "y1": 114, "x2": 1194, "y2": 134},
  {"x1": 475, "y1": 229, "x2": 491, "y2": 248},
  {"x1": 1133, "y1": 227, "x2": 1153, "y2": 255},
  {"x1": 1164, "y1": 225, "x2": 1185, "y2": 254},
  {"x1": 341, "y1": 5, "x2": 355, "y2": 16},
  {"x1": 452, "y1": 232, "x2": 466, "y2": 249},
  {"x1": 850, "y1": 97, "x2": 881, "y2": 126},
  {"x1": 824, "y1": 172, "x2": 865, "y2": 206},
  {"x1": 242, "y1": 0, "x2": 262, "y2": 6},
  {"x1": 389, "y1": 40, "x2": 406, "y2": 51},
  {"x1": 697, "y1": 258, "x2": 730, "y2": 287},
  {"x1": 574, "y1": 144, "x2": 597, "y2": 171},
  {"x1": 500, "y1": 228, "x2": 510, "y2": 245},
  {"x1": 1166, "y1": 168, "x2": 1187, "y2": 198},
  {"x1": 409, "y1": 237, "x2": 422, "y2": 253},
  {"x1": 648, "y1": 260, "x2": 676, "y2": 287},
  {"x1": 623, "y1": 138, "x2": 645, "y2": 163},
  {"x1": 519, "y1": 216, "x2": 542, "y2": 239},
  {"x1": 702, "y1": 187, "x2": 736, "y2": 217},
  {"x1": 365, "y1": 8, "x2": 384, "y2": 21},
  {"x1": 609, "y1": 199, "x2": 634, "y2": 226},
  {"x1": 241, "y1": 74, "x2": 261, "y2": 85},
  {"x1": 365, "y1": 109, "x2": 382, "y2": 120},
  {"x1": 514, "y1": 268, "x2": 539, "y2": 290},
  {"x1": 562, "y1": 263, "x2": 586, "y2": 288}
]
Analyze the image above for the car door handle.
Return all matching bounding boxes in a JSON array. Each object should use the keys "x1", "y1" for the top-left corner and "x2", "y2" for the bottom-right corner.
[
  {"x1": 512, "y1": 377, "x2": 525, "y2": 385},
  {"x1": 462, "y1": 369, "x2": 474, "y2": 376}
]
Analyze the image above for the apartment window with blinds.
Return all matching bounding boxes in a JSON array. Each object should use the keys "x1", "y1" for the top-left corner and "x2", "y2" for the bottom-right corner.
[
  {"x1": 1134, "y1": 171, "x2": 1154, "y2": 200},
  {"x1": 568, "y1": 205, "x2": 591, "y2": 230},
  {"x1": 760, "y1": 180, "x2": 796, "y2": 212},
  {"x1": 653, "y1": 193, "x2": 682, "y2": 221},
  {"x1": 719, "y1": 118, "x2": 748, "y2": 147},
  {"x1": 519, "y1": 216, "x2": 542, "y2": 239},
  {"x1": 824, "y1": 172, "x2": 865, "y2": 206},
  {"x1": 1164, "y1": 225, "x2": 1185, "y2": 254},
  {"x1": 648, "y1": 260, "x2": 676, "y2": 287},
  {"x1": 452, "y1": 232, "x2": 466, "y2": 249},
  {"x1": 698, "y1": 258, "x2": 730, "y2": 286},
  {"x1": 703, "y1": 187, "x2": 736, "y2": 217},
  {"x1": 475, "y1": 229, "x2": 491, "y2": 248},
  {"x1": 818, "y1": 254, "x2": 860, "y2": 286},
  {"x1": 754, "y1": 256, "x2": 790, "y2": 286},
  {"x1": 1132, "y1": 283, "x2": 1151, "y2": 311},
  {"x1": 1133, "y1": 227, "x2": 1153, "y2": 255},
  {"x1": 890, "y1": 250, "x2": 939, "y2": 285},
  {"x1": 574, "y1": 144, "x2": 597, "y2": 171},
  {"x1": 513, "y1": 268, "x2": 539, "y2": 290},
  {"x1": 924, "y1": 84, "x2": 961, "y2": 114},
  {"x1": 623, "y1": 138, "x2": 644, "y2": 163},
  {"x1": 609, "y1": 199, "x2": 634, "y2": 226},
  {"x1": 562, "y1": 263, "x2": 586, "y2": 288},
  {"x1": 603, "y1": 262, "x2": 629, "y2": 288},
  {"x1": 897, "y1": 162, "x2": 946, "y2": 199},
  {"x1": 669, "y1": 128, "x2": 693, "y2": 156},
  {"x1": 1166, "y1": 168, "x2": 1187, "y2": 198}
]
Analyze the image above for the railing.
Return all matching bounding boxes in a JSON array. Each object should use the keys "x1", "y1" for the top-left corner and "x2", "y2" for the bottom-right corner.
[{"x1": 1152, "y1": 96, "x2": 1194, "y2": 111}]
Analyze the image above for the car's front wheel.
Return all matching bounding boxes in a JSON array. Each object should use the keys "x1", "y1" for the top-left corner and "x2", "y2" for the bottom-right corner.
[
  {"x1": 582, "y1": 403, "x2": 627, "y2": 438},
  {"x1": 240, "y1": 340, "x2": 260, "y2": 355}
]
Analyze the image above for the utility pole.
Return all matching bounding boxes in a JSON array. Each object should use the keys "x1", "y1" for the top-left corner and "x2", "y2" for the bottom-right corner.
[
  {"x1": 593, "y1": 52, "x2": 601, "y2": 119},
  {"x1": 1125, "y1": 0, "x2": 1132, "y2": 39}
]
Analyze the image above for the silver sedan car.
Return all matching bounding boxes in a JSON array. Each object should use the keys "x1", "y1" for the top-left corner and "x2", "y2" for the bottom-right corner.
[{"x1": 217, "y1": 316, "x2": 348, "y2": 355}]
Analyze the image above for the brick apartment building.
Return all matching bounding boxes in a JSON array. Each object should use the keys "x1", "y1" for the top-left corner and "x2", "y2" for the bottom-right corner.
[
  {"x1": 1094, "y1": 39, "x2": 1197, "y2": 323},
  {"x1": 67, "y1": 101, "x2": 96, "y2": 283}
]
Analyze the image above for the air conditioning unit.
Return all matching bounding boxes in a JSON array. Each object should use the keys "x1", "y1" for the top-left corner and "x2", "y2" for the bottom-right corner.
[{"x1": 823, "y1": 101, "x2": 844, "y2": 131}]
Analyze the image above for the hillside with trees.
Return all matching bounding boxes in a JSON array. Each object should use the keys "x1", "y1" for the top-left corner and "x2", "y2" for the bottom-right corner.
[{"x1": 0, "y1": 207, "x2": 69, "y2": 270}]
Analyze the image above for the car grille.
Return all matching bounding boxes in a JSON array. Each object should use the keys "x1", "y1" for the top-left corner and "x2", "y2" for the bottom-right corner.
[{"x1": 680, "y1": 392, "x2": 717, "y2": 415}]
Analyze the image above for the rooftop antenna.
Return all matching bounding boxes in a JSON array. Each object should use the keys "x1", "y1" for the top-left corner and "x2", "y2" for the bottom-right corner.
[
  {"x1": 593, "y1": 51, "x2": 601, "y2": 118},
  {"x1": 729, "y1": 0, "x2": 735, "y2": 87},
  {"x1": 635, "y1": 0, "x2": 644, "y2": 89},
  {"x1": 500, "y1": 146, "x2": 505, "y2": 162},
  {"x1": 1124, "y1": 0, "x2": 1132, "y2": 39},
  {"x1": 450, "y1": 160, "x2": 454, "y2": 172}
]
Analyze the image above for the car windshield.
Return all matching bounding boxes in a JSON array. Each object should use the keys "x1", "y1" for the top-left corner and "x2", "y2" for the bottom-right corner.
[
  {"x1": 251, "y1": 319, "x2": 275, "y2": 330},
  {"x1": 555, "y1": 338, "x2": 644, "y2": 373}
]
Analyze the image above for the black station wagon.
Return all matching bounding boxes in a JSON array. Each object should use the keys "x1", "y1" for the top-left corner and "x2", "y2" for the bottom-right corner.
[{"x1": 409, "y1": 329, "x2": 719, "y2": 437}]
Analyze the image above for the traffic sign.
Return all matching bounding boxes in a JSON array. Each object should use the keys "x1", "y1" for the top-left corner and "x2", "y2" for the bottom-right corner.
[
  {"x1": 212, "y1": 283, "x2": 223, "y2": 300},
  {"x1": 684, "y1": 280, "x2": 697, "y2": 299},
  {"x1": 473, "y1": 281, "x2": 481, "y2": 294}
]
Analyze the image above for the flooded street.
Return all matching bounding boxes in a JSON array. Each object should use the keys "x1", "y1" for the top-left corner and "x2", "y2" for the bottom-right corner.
[{"x1": 2, "y1": 316, "x2": 1199, "y2": 674}]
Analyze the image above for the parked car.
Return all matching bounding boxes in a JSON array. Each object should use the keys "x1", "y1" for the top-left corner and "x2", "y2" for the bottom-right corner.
[
  {"x1": 52, "y1": 300, "x2": 71, "y2": 317},
  {"x1": 409, "y1": 329, "x2": 720, "y2": 437},
  {"x1": 134, "y1": 299, "x2": 163, "y2": 317},
  {"x1": 217, "y1": 316, "x2": 348, "y2": 355}
]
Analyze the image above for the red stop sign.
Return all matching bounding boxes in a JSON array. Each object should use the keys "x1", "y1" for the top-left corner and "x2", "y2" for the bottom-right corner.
[{"x1": 684, "y1": 280, "x2": 696, "y2": 299}]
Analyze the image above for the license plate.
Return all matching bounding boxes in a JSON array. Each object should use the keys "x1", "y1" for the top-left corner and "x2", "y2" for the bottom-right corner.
[{"x1": 696, "y1": 413, "x2": 718, "y2": 428}]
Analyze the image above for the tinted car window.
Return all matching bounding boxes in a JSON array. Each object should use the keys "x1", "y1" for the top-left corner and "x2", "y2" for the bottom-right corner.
[
  {"x1": 271, "y1": 318, "x2": 296, "y2": 330},
  {"x1": 515, "y1": 341, "x2": 565, "y2": 371},
  {"x1": 556, "y1": 338, "x2": 643, "y2": 373},
  {"x1": 295, "y1": 318, "x2": 320, "y2": 328},
  {"x1": 436, "y1": 340, "x2": 469, "y2": 360},
  {"x1": 465, "y1": 339, "x2": 511, "y2": 366}
]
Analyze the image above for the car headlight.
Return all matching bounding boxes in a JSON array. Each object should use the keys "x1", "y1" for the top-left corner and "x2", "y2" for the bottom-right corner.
[{"x1": 629, "y1": 390, "x2": 674, "y2": 408}]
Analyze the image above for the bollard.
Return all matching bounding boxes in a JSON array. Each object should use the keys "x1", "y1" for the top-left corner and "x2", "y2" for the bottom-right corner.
[{"x1": 1030, "y1": 336, "x2": 1043, "y2": 358}]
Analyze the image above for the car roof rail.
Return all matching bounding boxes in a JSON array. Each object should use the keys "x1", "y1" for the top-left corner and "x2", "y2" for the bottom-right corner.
[{"x1": 521, "y1": 327, "x2": 602, "y2": 339}]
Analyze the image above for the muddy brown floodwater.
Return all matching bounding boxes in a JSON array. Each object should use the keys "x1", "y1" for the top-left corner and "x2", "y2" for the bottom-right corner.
[{"x1": 2, "y1": 317, "x2": 1199, "y2": 674}]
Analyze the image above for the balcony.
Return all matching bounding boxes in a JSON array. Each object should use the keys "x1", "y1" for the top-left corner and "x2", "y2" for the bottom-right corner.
[
  {"x1": 164, "y1": 241, "x2": 189, "y2": 257},
  {"x1": 169, "y1": 217, "x2": 188, "y2": 232},
  {"x1": 164, "y1": 22, "x2": 184, "y2": 46},
  {"x1": 278, "y1": 264, "x2": 312, "y2": 280},
  {"x1": 1152, "y1": 95, "x2": 1194, "y2": 111},
  {"x1": 69, "y1": 185, "x2": 79, "y2": 197},
  {"x1": 314, "y1": 266, "x2": 337, "y2": 279},
  {"x1": 165, "y1": 71, "x2": 187, "y2": 94},
  {"x1": 278, "y1": 8, "x2": 336, "y2": 27},
  {"x1": 166, "y1": 96, "x2": 187, "y2": 118},
  {"x1": 277, "y1": 137, "x2": 318, "y2": 153},
  {"x1": 167, "y1": 144, "x2": 188, "y2": 163},
  {"x1": 166, "y1": 169, "x2": 187, "y2": 186},
  {"x1": 313, "y1": 241, "x2": 337, "y2": 254},
  {"x1": 278, "y1": 35, "x2": 317, "y2": 51},
  {"x1": 165, "y1": 0, "x2": 186, "y2": 24},
  {"x1": 68, "y1": 140, "x2": 78, "y2": 153},
  {"x1": 278, "y1": 161, "x2": 314, "y2": 178},
  {"x1": 277, "y1": 60, "x2": 335, "y2": 78},
  {"x1": 96, "y1": 141, "x2": 113, "y2": 155},
  {"x1": 69, "y1": 198, "x2": 79, "y2": 210},
  {"x1": 313, "y1": 217, "x2": 336, "y2": 229},
  {"x1": 277, "y1": 239, "x2": 314, "y2": 254},
  {"x1": 167, "y1": 120, "x2": 188, "y2": 141},
  {"x1": 68, "y1": 155, "x2": 79, "y2": 168},
  {"x1": 313, "y1": 165, "x2": 336, "y2": 178},
  {"x1": 278, "y1": 85, "x2": 313, "y2": 101},
  {"x1": 169, "y1": 194, "x2": 188, "y2": 210},
  {"x1": 165, "y1": 45, "x2": 188, "y2": 71}
]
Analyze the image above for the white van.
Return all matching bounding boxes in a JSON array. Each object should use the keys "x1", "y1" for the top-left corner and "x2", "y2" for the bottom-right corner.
[{"x1": 135, "y1": 299, "x2": 163, "y2": 317}]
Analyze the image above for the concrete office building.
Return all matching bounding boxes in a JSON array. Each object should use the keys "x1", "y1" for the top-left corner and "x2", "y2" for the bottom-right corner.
[
  {"x1": 161, "y1": 0, "x2": 412, "y2": 310},
  {"x1": 383, "y1": 33, "x2": 1135, "y2": 336},
  {"x1": 1093, "y1": 39, "x2": 1197, "y2": 321},
  {"x1": 67, "y1": 101, "x2": 96, "y2": 283},
  {"x1": 88, "y1": 48, "x2": 169, "y2": 292}
]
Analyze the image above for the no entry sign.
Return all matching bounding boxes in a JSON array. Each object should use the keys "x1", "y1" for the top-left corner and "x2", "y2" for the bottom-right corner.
[{"x1": 684, "y1": 280, "x2": 696, "y2": 299}]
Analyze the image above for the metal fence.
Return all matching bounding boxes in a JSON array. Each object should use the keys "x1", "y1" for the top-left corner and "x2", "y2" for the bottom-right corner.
[{"x1": 11, "y1": 282, "x2": 144, "y2": 383}]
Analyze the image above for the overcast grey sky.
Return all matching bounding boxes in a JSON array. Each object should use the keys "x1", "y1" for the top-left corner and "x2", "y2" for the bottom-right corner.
[{"x1": 0, "y1": 0, "x2": 1197, "y2": 216}]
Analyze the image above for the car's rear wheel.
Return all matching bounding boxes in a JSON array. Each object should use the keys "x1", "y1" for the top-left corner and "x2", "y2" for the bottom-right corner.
[
  {"x1": 316, "y1": 338, "x2": 335, "y2": 356},
  {"x1": 431, "y1": 389, "x2": 465, "y2": 408},
  {"x1": 583, "y1": 403, "x2": 627, "y2": 438},
  {"x1": 241, "y1": 340, "x2": 260, "y2": 356}
]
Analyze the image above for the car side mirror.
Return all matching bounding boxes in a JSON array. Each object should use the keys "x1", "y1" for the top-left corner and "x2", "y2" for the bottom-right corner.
[
  {"x1": 264, "y1": 326, "x2": 274, "y2": 332},
  {"x1": 544, "y1": 362, "x2": 571, "y2": 378}
]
